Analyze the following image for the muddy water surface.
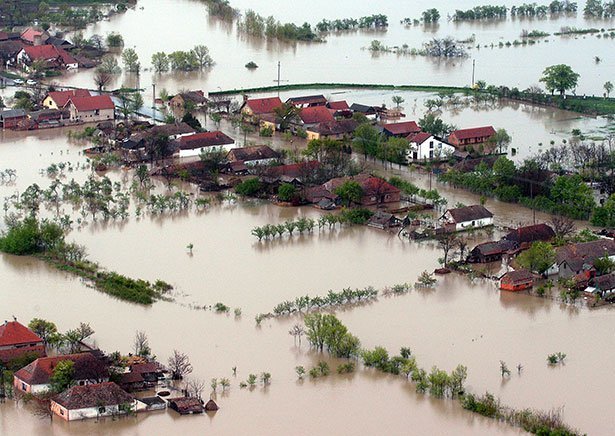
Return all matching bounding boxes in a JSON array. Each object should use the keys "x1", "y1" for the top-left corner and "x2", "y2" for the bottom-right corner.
[{"x1": 1, "y1": 129, "x2": 614, "y2": 435}]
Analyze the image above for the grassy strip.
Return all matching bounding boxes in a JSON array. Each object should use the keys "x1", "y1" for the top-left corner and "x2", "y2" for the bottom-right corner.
[
  {"x1": 209, "y1": 83, "x2": 467, "y2": 96},
  {"x1": 41, "y1": 255, "x2": 172, "y2": 305}
]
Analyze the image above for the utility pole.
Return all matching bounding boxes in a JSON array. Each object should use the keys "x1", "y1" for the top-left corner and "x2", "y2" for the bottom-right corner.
[
  {"x1": 273, "y1": 61, "x2": 288, "y2": 97},
  {"x1": 471, "y1": 59, "x2": 476, "y2": 87},
  {"x1": 152, "y1": 83, "x2": 156, "y2": 122}
]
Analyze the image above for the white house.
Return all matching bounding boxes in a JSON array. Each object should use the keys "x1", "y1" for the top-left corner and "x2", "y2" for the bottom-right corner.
[
  {"x1": 177, "y1": 131, "x2": 235, "y2": 158},
  {"x1": 407, "y1": 132, "x2": 455, "y2": 161},
  {"x1": 51, "y1": 382, "x2": 136, "y2": 421},
  {"x1": 226, "y1": 145, "x2": 280, "y2": 167},
  {"x1": 440, "y1": 205, "x2": 494, "y2": 232}
]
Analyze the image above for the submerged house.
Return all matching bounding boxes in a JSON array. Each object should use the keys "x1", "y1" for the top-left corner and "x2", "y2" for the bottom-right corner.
[
  {"x1": 240, "y1": 97, "x2": 282, "y2": 123},
  {"x1": 0, "y1": 320, "x2": 45, "y2": 364},
  {"x1": 500, "y1": 269, "x2": 534, "y2": 291},
  {"x1": 584, "y1": 273, "x2": 615, "y2": 298},
  {"x1": 0, "y1": 109, "x2": 27, "y2": 129},
  {"x1": 306, "y1": 119, "x2": 358, "y2": 141},
  {"x1": 448, "y1": 126, "x2": 496, "y2": 148},
  {"x1": 43, "y1": 89, "x2": 91, "y2": 110},
  {"x1": 168, "y1": 397, "x2": 205, "y2": 415},
  {"x1": 64, "y1": 95, "x2": 115, "y2": 123},
  {"x1": 322, "y1": 174, "x2": 401, "y2": 206},
  {"x1": 14, "y1": 353, "x2": 109, "y2": 394},
  {"x1": 467, "y1": 240, "x2": 517, "y2": 263},
  {"x1": 50, "y1": 382, "x2": 135, "y2": 421},
  {"x1": 286, "y1": 95, "x2": 327, "y2": 109},
  {"x1": 503, "y1": 223, "x2": 555, "y2": 250},
  {"x1": 367, "y1": 211, "x2": 402, "y2": 230},
  {"x1": 439, "y1": 205, "x2": 494, "y2": 232},
  {"x1": 169, "y1": 90, "x2": 208, "y2": 111},
  {"x1": 177, "y1": 131, "x2": 235, "y2": 158},
  {"x1": 226, "y1": 145, "x2": 280, "y2": 167},
  {"x1": 547, "y1": 239, "x2": 615, "y2": 278},
  {"x1": 381, "y1": 121, "x2": 421, "y2": 138}
]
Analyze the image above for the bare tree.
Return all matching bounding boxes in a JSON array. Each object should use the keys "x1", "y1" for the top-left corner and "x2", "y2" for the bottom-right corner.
[
  {"x1": 437, "y1": 233, "x2": 459, "y2": 267},
  {"x1": 288, "y1": 324, "x2": 305, "y2": 345},
  {"x1": 456, "y1": 237, "x2": 469, "y2": 262},
  {"x1": 167, "y1": 350, "x2": 193, "y2": 380},
  {"x1": 30, "y1": 395, "x2": 53, "y2": 422},
  {"x1": 133, "y1": 331, "x2": 151, "y2": 357},
  {"x1": 550, "y1": 215, "x2": 575, "y2": 240},
  {"x1": 185, "y1": 377, "x2": 206, "y2": 400},
  {"x1": 93, "y1": 70, "x2": 112, "y2": 92}
]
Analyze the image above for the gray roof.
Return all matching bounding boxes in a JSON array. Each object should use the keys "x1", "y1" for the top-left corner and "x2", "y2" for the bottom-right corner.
[
  {"x1": 0, "y1": 109, "x2": 27, "y2": 119},
  {"x1": 446, "y1": 205, "x2": 493, "y2": 223}
]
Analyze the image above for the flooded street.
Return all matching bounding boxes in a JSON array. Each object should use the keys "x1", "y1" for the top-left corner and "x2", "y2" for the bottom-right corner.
[
  {"x1": 1, "y1": 130, "x2": 614, "y2": 435},
  {"x1": 56, "y1": 0, "x2": 615, "y2": 97},
  {"x1": 2, "y1": 0, "x2": 615, "y2": 434}
]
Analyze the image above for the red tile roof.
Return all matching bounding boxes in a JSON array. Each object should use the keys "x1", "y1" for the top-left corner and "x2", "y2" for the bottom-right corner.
[
  {"x1": 20, "y1": 28, "x2": 47, "y2": 44},
  {"x1": 47, "y1": 89, "x2": 91, "y2": 107},
  {"x1": 23, "y1": 45, "x2": 76, "y2": 65},
  {"x1": 382, "y1": 121, "x2": 420, "y2": 136},
  {"x1": 0, "y1": 32, "x2": 9, "y2": 41},
  {"x1": 53, "y1": 382, "x2": 133, "y2": 410},
  {"x1": 15, "y1": 353, "x2": 109, "y2": 385},
  {"x1": 264, "y1": 161, "x2": 320, "y2": 179},
  {"x1": 299, "y1": 106, "x2": 334, "y2": 124},
  {"x1": 67, "y1": 95, "x2": 115, "y2": 112},
  {"x1": 0, "y1": 321, "x2": 43, "y2": 347},
  {"x1": 501, "y1": 269, "x2": 534, "y2": 284},
  {"x1": 287, "y1": 95, "x2": 327, "y2": 106},
  {"x1": 227, "y1": 145, "x2": 279, "y2": 162},
  {"x1": 324, "y1": 174, "x2": 400, "y2": 197},
  {"x1": 245, "y1": 97, "x2": 283, "y2": 115},
  {"x1": 504, "y1": 224, "x2": 555, "y2": 244},
  {"x1": 179, "y1": 131, "x2": 234, "y2": 150},
  {"x1": 327, "y1": 100, "x2": 350, "y2": 110},
  {"x1": 407, "y1": 131, "x2": 431, "y2": 144},
  {"x1": 450, "y1": 126, "x2": 496, "y2": 141}
]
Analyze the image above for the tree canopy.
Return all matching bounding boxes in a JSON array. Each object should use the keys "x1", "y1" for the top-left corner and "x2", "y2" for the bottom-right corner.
[{"x1": 540, "y1": 64, "x2": 580, "y2": 96}]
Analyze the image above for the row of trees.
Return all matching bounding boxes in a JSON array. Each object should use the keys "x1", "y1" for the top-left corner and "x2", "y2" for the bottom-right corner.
[
  {"x1": 453, "y1": 5, "x2": 509, "y2": 21},
  {"x1": 238, "y1": 9, "x2": 319, "y2": 41},
  {"x1": 583, "y1": 0, "x2": 615, "y2": 17},
  {"x1": 151, "y1": 45, "x2": 214, "y2": 73},
  {"x1": 315, "y1": 14, "x2": 388, "y2": 32},
  {"x1": 510, "y1": 2, "x2": 577, "y2": 16}
]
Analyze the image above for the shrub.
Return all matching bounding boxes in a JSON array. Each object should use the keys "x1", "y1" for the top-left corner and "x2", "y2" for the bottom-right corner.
[{"x1": 235, "y1": 178, "x2": 263, "y2": 196}]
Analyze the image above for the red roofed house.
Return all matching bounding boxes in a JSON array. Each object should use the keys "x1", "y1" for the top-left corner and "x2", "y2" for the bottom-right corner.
[
  {"x1": 323, "y1": 174, "x2": 401, "y2": 206},
  {"x1": 306, "y1": 119, "x2": 358, "y2": 141},
  {"x1": 64, "y1": 95, "x2": 115, "y2": 123},
  {"x1": 382, "y1": 121, "x2": 421, "y2": 138},
  {"x1": 262, "y1": 161, "x2": 320, "y2": 184},
  {"x1": 241, "y1": 97, "x2": 283, "y2": 122},
  {"x1": 178, "y1": 131, "x2": 235, "y2": 158},
  {"x1": 295, "y1": 106, "x2": 335, "y2": 130},
  {"x1": 14, "y1": 353, "x2": 109, "y2": 394},
  {"x1": 407, "y1": 132, "x2": 455, "y2": 161},
  {"x1": 286, "y1": 95, "x2": 327, "y2": 109},
  {"x1": 0, "y1": 320, "x2": 45, "y2": 364},
  {"x1": 448, "y1": 126, "x2": 496, "y2": 147},
  {"x1": 326, "y1": 100, "x2": 352, "y2": 118},
  {"x1": 17, "y1": 44, "x2": 78, "y2": 70},
  {"x1": 20, "y1": 28, "x2": 49, "y2": 46},
  {"x1": 500, "y1": 269, "x2": 534, "y2": 292},
  {"x1": 43, "y1": 89, "x2": 91, "y2": 110},
  {"x1": 50, "y1": 382, "x2": 135, "y2": 421}
]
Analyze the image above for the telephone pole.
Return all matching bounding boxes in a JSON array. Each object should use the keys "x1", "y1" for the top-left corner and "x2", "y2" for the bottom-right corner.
[{"x1": 471, "y1": 59, "x2": 476, "y2": 87}]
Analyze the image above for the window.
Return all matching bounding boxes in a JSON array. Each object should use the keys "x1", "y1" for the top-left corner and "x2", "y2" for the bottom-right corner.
[
  {"x1": 21, "y1": 382, "x2": 27, "y2": 391},
  {"x1": 429, "y1": 141, "x2": 434, "y2": 149},
  {"x1": 98, "y1": 406, "x2": 106, "y2": 414},
  {"x1": 60, "y1": 409, "x2": 64, "y2": 416}
]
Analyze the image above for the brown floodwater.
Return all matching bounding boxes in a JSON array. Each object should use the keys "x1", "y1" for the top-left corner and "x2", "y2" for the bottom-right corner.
[
  {"x1": 55, "y1": 0, "x2": 615, "y2": 97},
  {"x1": 1, "y1": 129, "x2": 614, "y2": 435}
]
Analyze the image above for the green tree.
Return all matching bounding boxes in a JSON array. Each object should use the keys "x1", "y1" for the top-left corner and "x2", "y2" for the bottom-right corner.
[
  {"x1": 419, "y1": 113, "x2": 454, "y2": 137},
  {"x1": 540, "y1": 64, "x2": 580, "y2": 96},
  {"x1": 591, "y1": 194, "x2": 615, "y2": 227},
  {"x1": 273, "y1": 102, "x2": 300, "y2": 131},
  {"x1": 352, "y1": 123, "x2": 380, "y2": 159},
  {"x1": 604, "y1": 81, "x2": 613, "y2": 98},
  {"x1": 235, "y1": 178, "x2": 262, "y2": 197},
  {"x1": 122, "y1": 48, "x2": 140, "y2": 73},
  {"x1": 28, "y1": 318, "x2": 58, "y2": 345},
  {"x1": 191, "y1": 45, "x2": 214, "y2": 68},
  {"x1": 593, "y1": 255, "x2": 615, "y2": 275},
  {"x1": 106, "y1": 32, "x2": 124, "y2": 48},
  {"x1": 151, "y1": 52, "x2": 169, "y2": 73},
  {"x1": 492, "y1": 156, "x2": 516, "y2": 184},
  {"x1": 50, "y1": 360, "x2": 74, "y2": 392},
  {"x1": 489, "y1": 128, "x2": 512, "y2": 154},
  {"x1": 277, "y1": 183, "x2": 297, "y2": 202},
  {"x1": 334, "y1": 180, "x2": 363, "y2": 206},
  {"x1": 550, "y1": 175, "x2": 595, "y2": 219},
  {"x1": 516, "y1": 241, "x2": 556, "y2": 274},
  {"x1": 98, "y1": 56, "x2": 121, "y2": 74},
  {"x1": 392, "y1": 95, "x2": 405, "y2": 108}
]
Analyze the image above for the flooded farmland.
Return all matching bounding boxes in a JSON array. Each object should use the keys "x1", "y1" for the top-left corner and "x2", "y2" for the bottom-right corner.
[{"x1": 2, "y1": 0, "x2": 615, "y2": 434}]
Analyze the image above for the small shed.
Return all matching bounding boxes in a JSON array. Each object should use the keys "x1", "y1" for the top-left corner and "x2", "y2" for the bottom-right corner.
[
  {"x1": 367, "y1": 211, "x2": 401, "y2": 230},
  {"x1": 168, "y1": 397, "x2": 204, "y2": 415},
  {"x1": 138, "y1": 396, "x2": 167, "y2": 411},
  {"x1": 204, "y1": 399, "x2": 219, "y2": 412},
  {"x1": 468, "y1": 240, "x2": 517, "y2": 263},
  {"x1": 500, "y1": 269, "x2": 534, "y2": 292}
]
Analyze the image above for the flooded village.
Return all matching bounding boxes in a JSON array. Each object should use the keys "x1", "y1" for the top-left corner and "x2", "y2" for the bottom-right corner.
[{"x1": 1, "y1": 1, "x2": 615, "y2": 435}]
